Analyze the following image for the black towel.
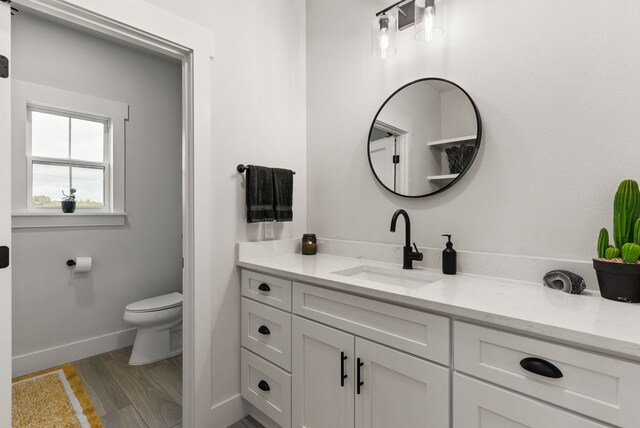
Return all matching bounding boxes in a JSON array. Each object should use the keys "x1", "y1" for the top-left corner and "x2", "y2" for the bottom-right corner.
[
  {"x1": 246, "y1": 165, "x2": 275, "y2": 223},
  {"x1": 272, "y1": 168, "x2": 294, "y2": 222}
]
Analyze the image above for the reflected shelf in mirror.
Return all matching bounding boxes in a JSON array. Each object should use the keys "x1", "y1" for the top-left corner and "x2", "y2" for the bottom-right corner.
[
  {"x1": 427, "y1": 174, "x2": 459, "y2": 182},
  {"x1": 427, "y1": 135, "x2": 478, "y2": 149}
]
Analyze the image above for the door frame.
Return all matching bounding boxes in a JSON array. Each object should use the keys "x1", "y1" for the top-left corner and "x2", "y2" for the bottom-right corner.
[{"x1": 7, "y1": 1, "x2": 215, "y2": 426}]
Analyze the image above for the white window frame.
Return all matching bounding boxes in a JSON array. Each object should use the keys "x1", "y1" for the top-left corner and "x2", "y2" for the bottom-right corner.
[
  {"x1": 26, "y1": 105, "x2": 111, "y2": 212},
  {"x1": 11, "y1": 80, "x2": 128, "y2": 228}
]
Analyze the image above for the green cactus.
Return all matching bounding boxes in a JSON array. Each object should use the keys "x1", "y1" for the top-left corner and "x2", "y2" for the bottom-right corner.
[
  {"x1": 613, "y1": 180, "x2": 640, "y2": 250},
  {"x1": 621, "y1": 243, "x2": 640, "y2": 264},
  {"x1": 597, "y1": 228, "x2": 609, "y2": 258},
  {"x1": 635, "y1": 218, "x2": 640, "y2": 245},
  {"x1": 605, "y1": 246, "x2": 620, "y2": 260}
]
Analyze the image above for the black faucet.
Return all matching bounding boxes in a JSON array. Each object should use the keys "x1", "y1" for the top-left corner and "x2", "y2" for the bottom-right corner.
[{"x1": 390, "y1": 209, "x2": 424, "y2": 269}]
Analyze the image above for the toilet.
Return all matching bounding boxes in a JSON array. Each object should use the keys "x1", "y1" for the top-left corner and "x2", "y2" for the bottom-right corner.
[{"x1": 124, "y1": 292, "x2": 183, "y2": 365}]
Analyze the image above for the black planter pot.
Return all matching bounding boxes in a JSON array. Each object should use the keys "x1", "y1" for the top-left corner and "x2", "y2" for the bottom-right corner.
[
  {"x1": 61, "y1": 200, "x2": 76, "y2": 213},
  {"x1": 593, "y1": 259, "x2": 640, "y2": 303}
]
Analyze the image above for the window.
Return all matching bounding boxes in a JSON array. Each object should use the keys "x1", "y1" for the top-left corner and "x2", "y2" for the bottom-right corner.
[
  {"x1": 12, "y1": 80, "x2": 128, "y2": 228},
  {"x1": 28, "y1": 107, "x2": 109, "y2": 211}
]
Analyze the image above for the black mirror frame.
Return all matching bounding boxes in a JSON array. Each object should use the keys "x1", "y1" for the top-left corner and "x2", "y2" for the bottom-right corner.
[{"x1": 367, "y1": 77, "x2": 482, "y2": 198}]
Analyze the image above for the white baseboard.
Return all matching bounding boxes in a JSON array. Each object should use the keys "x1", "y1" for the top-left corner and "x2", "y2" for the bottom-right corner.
[
  {"x1": 12, "y1": 328, "x2": 137, "y2": 377},
  {"x1": 248, "y1": 406, "x2": 280, "y2": 428},
  {"x1": 210, "y1": 393, "x2": 248, "y2": 428}
]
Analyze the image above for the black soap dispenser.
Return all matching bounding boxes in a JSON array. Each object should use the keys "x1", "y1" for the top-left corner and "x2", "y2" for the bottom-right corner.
[{"x1": 442, "y1": 234, "x2": 457, "y2": 275}]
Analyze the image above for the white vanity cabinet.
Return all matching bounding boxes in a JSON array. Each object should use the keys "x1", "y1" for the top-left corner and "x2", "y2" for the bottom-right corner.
[
  {"x1": 354, "y1": 336, "x2": 449, "y2": 428},
  {"x1": 239, "y1": 267, "x2": 640, "y2": 428},
  {"x1": 240, "y1": 271, "x2": 293, "y2": 428},
  {"x1": 241, "y1": 269, "x2": 451, "y2": 428},
  {"x1": 291, "y1": 316, "x2": 449, "y2": 428},
  {"x1": 291, "y1": 317, "x2": 354, "y2": 428},
  {"x1": 453, "y1": 321, "x2": 640, "y2": 428}
]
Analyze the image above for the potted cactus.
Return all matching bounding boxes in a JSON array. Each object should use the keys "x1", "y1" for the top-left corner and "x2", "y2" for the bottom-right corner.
[
  {"x1": 593, "y1": 179, "x2": 640, "y2": 302},
  {"x1": 61, "y1": 188, "x2": 77, "y2": 213}
]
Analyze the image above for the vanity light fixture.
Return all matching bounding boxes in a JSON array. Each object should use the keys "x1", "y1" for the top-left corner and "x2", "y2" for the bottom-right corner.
[
  {"x1": 372, "y1": 13, "x2": 398, "y2": 60},
  {"x1": 415, "y1": 0, "x2": 444, "y2": 42},
  {"x1": 372, "y1": 0, "x2": 444, "y2": 60}
]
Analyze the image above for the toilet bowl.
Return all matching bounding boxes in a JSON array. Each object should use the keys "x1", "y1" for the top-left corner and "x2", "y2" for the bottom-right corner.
[{"x1": 124, "y1": 292, "x2": 183, "y2": 365}]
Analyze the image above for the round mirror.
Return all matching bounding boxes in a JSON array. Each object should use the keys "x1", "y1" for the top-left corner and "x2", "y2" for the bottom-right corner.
[{"x1": 368, "y1": 78, "x2": 482, "y2": 198}]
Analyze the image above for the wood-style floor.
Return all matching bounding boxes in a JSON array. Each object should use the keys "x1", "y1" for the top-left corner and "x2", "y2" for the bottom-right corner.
[
  {"x1": 71, "y1": 346, "x2": 262, "y2": 428},
  {"x1": 73, "y1": 346, "x2": 182, "y2": 428}
]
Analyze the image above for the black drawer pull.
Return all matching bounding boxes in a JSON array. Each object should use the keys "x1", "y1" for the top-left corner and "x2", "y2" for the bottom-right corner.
[
  {"x1": 258, "y1": 380, "x2": 270, "y2": 392},
  {"x1": 258, "y1": 325, "x2": 271, "y2": 335},
  {"x1": 520, "y1": 357, "x2": 563, "y2": 379},
  {"x1": 356, "y1": 358, "x2": 364, "y2": 394},
  {"x1": 258, "y1": 283, "x2": 271, "y2": 292},
  {"x1": 340, "y1": 352, "x2": 348, "y2": 387}
]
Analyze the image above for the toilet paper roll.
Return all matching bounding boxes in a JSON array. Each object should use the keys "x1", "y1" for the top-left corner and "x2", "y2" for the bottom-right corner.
[{"x1": 74, "y1": 257, "x2": 92, "y2": 273}]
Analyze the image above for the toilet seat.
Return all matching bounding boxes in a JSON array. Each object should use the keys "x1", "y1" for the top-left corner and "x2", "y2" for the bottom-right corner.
[{"x1": 126, "y1": 292, "x2": 182, "y2": 313}]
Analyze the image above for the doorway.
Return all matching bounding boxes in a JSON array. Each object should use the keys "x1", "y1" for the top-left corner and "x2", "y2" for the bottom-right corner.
[
  {"x1": 1, "y1": 0, "x2": 214, "y2": 426},
  {"x1": 10, "y1": 8, "x2": 184, "y2": 426}
]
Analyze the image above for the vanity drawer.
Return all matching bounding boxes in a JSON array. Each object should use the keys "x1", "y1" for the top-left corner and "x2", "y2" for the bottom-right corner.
[
  {"x1": 454, "y1": 373, "x2": 610, "y2": 428},
  {"x1": 454, "y1": 321, "x2": 640, "y2": 427},
  {"x1": 241, "y1": 348, "x2": 291, "y2": 428},
  {"x1": 242, "y1": 297, "x2": 292, "y2": 371},
  {"x1": 293, "y1": 282, "x2": 450, "y2": 365},
  {"x1": 242, "y1": 270, "x2": 292, "y2": 311}
]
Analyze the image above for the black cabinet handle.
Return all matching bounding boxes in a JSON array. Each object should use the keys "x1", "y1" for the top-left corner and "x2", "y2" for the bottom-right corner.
[
  {"x1": 258, "y1": 380, "x2": 270, "y2": 392},
  {"x1": 520, "y1": 357, "x2": 563, "y2": 379},
  {"x1": 340, "y1": 352, "x2": 348, "y2": 387},
  {"x1": 356, "y1": 358, "x2": 364, "y2": 394},
  {"x1": 258, "y1": 283, "x2": 271, "y2": 293},
  {"x1": 258, "y1": 325, "x2": 271, "y2": 335}
]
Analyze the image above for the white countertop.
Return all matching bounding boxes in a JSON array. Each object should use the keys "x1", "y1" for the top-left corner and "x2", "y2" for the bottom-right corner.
[{"x1": 237, "y1": 251, "x2": 640, "y2": 361}]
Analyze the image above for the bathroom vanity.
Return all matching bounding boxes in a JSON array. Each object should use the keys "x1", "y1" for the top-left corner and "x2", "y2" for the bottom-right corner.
[{"x1": 237, "y1": 241, "x2": 640, "y2": 428}]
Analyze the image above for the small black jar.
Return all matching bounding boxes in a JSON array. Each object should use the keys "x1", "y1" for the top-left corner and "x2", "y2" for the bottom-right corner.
[{"x1": 302, "y1": 234, "x2": 317, "y2": 255}]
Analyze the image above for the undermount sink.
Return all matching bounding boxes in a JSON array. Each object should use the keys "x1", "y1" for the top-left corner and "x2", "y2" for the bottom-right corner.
[{"x1": 332, "y1": 265, "x2": 441, "y2": 289}]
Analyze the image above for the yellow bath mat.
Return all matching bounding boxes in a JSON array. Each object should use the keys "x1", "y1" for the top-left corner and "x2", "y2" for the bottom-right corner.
[{"x1": 12, "y1": 364, "x2": 103, "y2": 428}]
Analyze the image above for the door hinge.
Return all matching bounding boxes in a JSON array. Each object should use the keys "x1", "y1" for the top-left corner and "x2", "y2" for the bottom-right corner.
[
  {"x1": 1, "y1": 0, "x2": 19, "y2": 15},
  {"x1": 392, "y1": 154, "x2": 400, "y2": 164},
  {"x1": 0, "y1": 56, "x2": 8, "y2": 79},
  {"x1": 0, "y1": 246, "x2": 9, "y2": 269},
  {"x1": 182, "y1": 257, "x2": 184, "y2": 269}
]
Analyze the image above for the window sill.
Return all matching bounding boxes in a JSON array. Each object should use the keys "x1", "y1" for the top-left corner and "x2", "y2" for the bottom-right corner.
[{"x1": 12, "y1": 212, "x2": 127, "y2": 229}]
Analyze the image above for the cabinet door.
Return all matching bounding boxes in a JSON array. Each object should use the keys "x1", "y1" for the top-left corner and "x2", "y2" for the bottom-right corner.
[
  {"x1": 292, "y1": 316, "x2": 355, "y2": 428},
  {"x1": 454, "y1": 374, "x2": 611, "y2": 428},
  {"x1": 355, "y1": 338, "x2": 449, "y2": 428}
]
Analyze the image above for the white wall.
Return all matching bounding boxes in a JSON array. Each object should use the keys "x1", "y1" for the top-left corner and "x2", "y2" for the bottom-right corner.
[
  {"x1": 307, "y1": 0, "x2": 640, "y2": 262},
  {"x1": 142, "y1": 0, "x2": 307, "y2": 418},
  {"x1": 440, "y1": 88, "x2": 475, "y2": 139},
  {"x1": 11, "y1": 12, "x2": 182, "y2": 368}
]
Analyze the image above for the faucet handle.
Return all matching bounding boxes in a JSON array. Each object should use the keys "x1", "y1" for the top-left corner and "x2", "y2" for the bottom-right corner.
[{"x1": 412, "y1": 243, "x2": 424, "y2": 261}]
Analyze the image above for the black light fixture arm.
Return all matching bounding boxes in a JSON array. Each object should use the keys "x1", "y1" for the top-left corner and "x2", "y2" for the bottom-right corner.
[{"x1": 376, "y1": 0, "x2": 413, "y2": 17}]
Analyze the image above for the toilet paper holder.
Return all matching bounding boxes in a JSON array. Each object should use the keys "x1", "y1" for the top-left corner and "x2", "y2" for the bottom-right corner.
[{"x1": 66, "y1": 257, "x2": 92, "y2": 273}]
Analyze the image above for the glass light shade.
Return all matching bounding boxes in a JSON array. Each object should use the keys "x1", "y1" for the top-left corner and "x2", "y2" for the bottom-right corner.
[
  {"x1": 372, "y1": 14, "x2": 397, "y2": 60},
  {"x1": 415, "y1": 0, "x2": 444, "y2": 42}
]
